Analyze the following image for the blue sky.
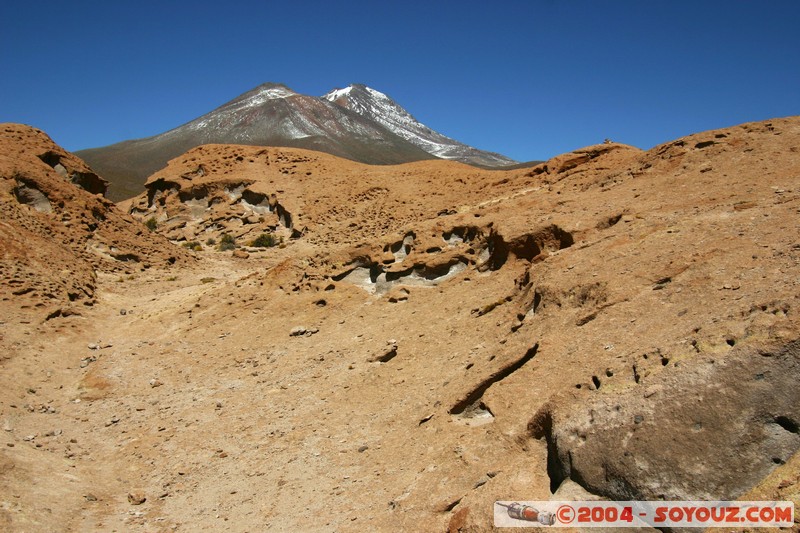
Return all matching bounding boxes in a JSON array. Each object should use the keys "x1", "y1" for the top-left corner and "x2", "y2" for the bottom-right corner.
[{"x1": 1, "y1": 1, "x2": 798, "y2": 162}]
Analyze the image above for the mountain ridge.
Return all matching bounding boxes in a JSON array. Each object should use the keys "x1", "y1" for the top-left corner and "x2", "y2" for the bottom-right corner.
[{"x1": 77, "y1": 83, "x2": 517, "y2": 201}]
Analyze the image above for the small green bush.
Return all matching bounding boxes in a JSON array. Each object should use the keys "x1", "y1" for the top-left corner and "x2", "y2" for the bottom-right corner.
[
  {"x1": 144, "y1": 217, "x2": 157, "y2": 232},
  {"x1": 206, "y1": 237, "x2": 216, "y2": 246},
  {"x1": 182, "y1": 241, "x2": 202, "y2": 251},
  {"x1": 218, "y1": 234, "x2": 236, "y2": 251},
  {"x1": 250, "y1": 233, "x2": 277, "y2": 248}
]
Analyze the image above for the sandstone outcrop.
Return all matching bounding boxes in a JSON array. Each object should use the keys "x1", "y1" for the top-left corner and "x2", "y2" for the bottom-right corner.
[
  {"x1": 0, "y1": 124, "x2": 191, "y2": 322},
  {"x1": 1, "y1": 117, "x2": 798, "y2": 531}
]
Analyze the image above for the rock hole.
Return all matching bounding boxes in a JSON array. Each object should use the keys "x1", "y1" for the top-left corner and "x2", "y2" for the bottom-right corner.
[
  {"x1": 575, "y1": 384, "x2": 582, "y2": 389},
  {"x1": 726, "y1": 337, "x2": 736, "y2": 347},
  {"x1": 774, "y1": 416, "x2": 799, "y2": 434},
  {"x1": 695, "y1": 140, "x2": 716, "y2": 149},
  {"x1": 661, "y1": 357, "x2": 670, "y2": 366},
  {"x1": 591, "y1": 376, "x2": 601, "y2": 389},
  {"x1": 532, "y1": 290, "x2": 543, "y2": 314},
  {"x1": 528, "y1": 410, "x2": 567, "y2": 493},
  {"x1": 605, "y1": 369, "x2": 613, "y2": 377},
  {"x1": 14, "y1": 180, "x2": 53, "y2": 213}
]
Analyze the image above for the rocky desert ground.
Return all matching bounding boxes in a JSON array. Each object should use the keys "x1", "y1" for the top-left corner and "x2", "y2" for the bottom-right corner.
[{"x1": 1, "y1": 118, "x2": 799, "y2": 532}]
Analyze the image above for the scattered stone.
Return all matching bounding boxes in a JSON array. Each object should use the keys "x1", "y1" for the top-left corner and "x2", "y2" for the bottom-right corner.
[
  {"x1": 473, "y1": 475, "x2": 490, "y2": 488},
  {"x1": 84, "y1": 493, "x2": 98, "y2": 502},
  {"x1": 644, "y1": 385, "x2": 663, "y2": 398},
  {"x1": 290, "y1": 326, "x2": 319, "y2": 337},
  {"x1": 127, "y1": 492, "x2": 146, "y2": 505},
  {"x1": 120, "y1": 309, "x2": 127, "y2": 316},
  {"x1": 88, "y1": 343, "x2": 99, "y2": 350},
  {"x1": 232, "y1": 250, "x2": 250, "y2": 259},
  {"x1": 358, "y1": 445, "x2": 369, "y2": 453},
  {"x1": 149, "y1": 378, "x2": 163, "y2": 388}
]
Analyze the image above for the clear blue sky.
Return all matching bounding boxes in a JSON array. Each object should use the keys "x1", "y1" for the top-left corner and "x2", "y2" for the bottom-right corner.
[{"x1": 1, "y1": 1, "x2": 798, "y2": 162}]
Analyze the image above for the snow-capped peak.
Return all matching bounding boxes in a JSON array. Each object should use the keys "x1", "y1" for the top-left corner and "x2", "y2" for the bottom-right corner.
[
  {"x1": 244, "y1": 84, "x2": 297, "y2": 105},
  {"x1": 323, "y1": 86, "x2": 353, "y2": 102},
  {"x1": 321, "y1": 83, "x2": 517, "y2": 166}
]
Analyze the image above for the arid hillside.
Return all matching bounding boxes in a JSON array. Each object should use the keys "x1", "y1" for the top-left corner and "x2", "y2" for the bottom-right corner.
[{"x1": 1, "y1": 117, "x2": 799, "y2": 532}]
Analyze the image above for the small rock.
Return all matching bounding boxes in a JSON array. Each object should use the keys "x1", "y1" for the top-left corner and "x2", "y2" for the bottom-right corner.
[
  {"x1": 149, "y1": 378, "x2": 163, "y2": 388},
  {"x1": 84, "y1": 493, "x2": 98, "y2": 502},
  {"x1": 119, "y1": 309, "x2": 127, "y2": 316},
  {"x1": 357, "y1": 445, "x2": 369, "y2": 453},
  {"x1": 88, "y1": 343, "x2": 99, "y2": 350},
  {"x1": 127, "y1": 492, "x2": 146, "y2": 505},
  {"x1": 473, "y1": 475, "x2": 489, "y2": 488},
  {"x1": 643, "y1": 385, "x2": 663, "y2": 398},
  {"x1": 289, "y1": 326, "x2": 307, "y2": 337},
  {"x1": 232, "y1": 250, "x2": 250, "y2": 259}
]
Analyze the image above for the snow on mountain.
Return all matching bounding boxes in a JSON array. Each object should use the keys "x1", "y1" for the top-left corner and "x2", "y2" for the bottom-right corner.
[{"x1": 323, "y1": 84, "x2": 517, "y2": 167}]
